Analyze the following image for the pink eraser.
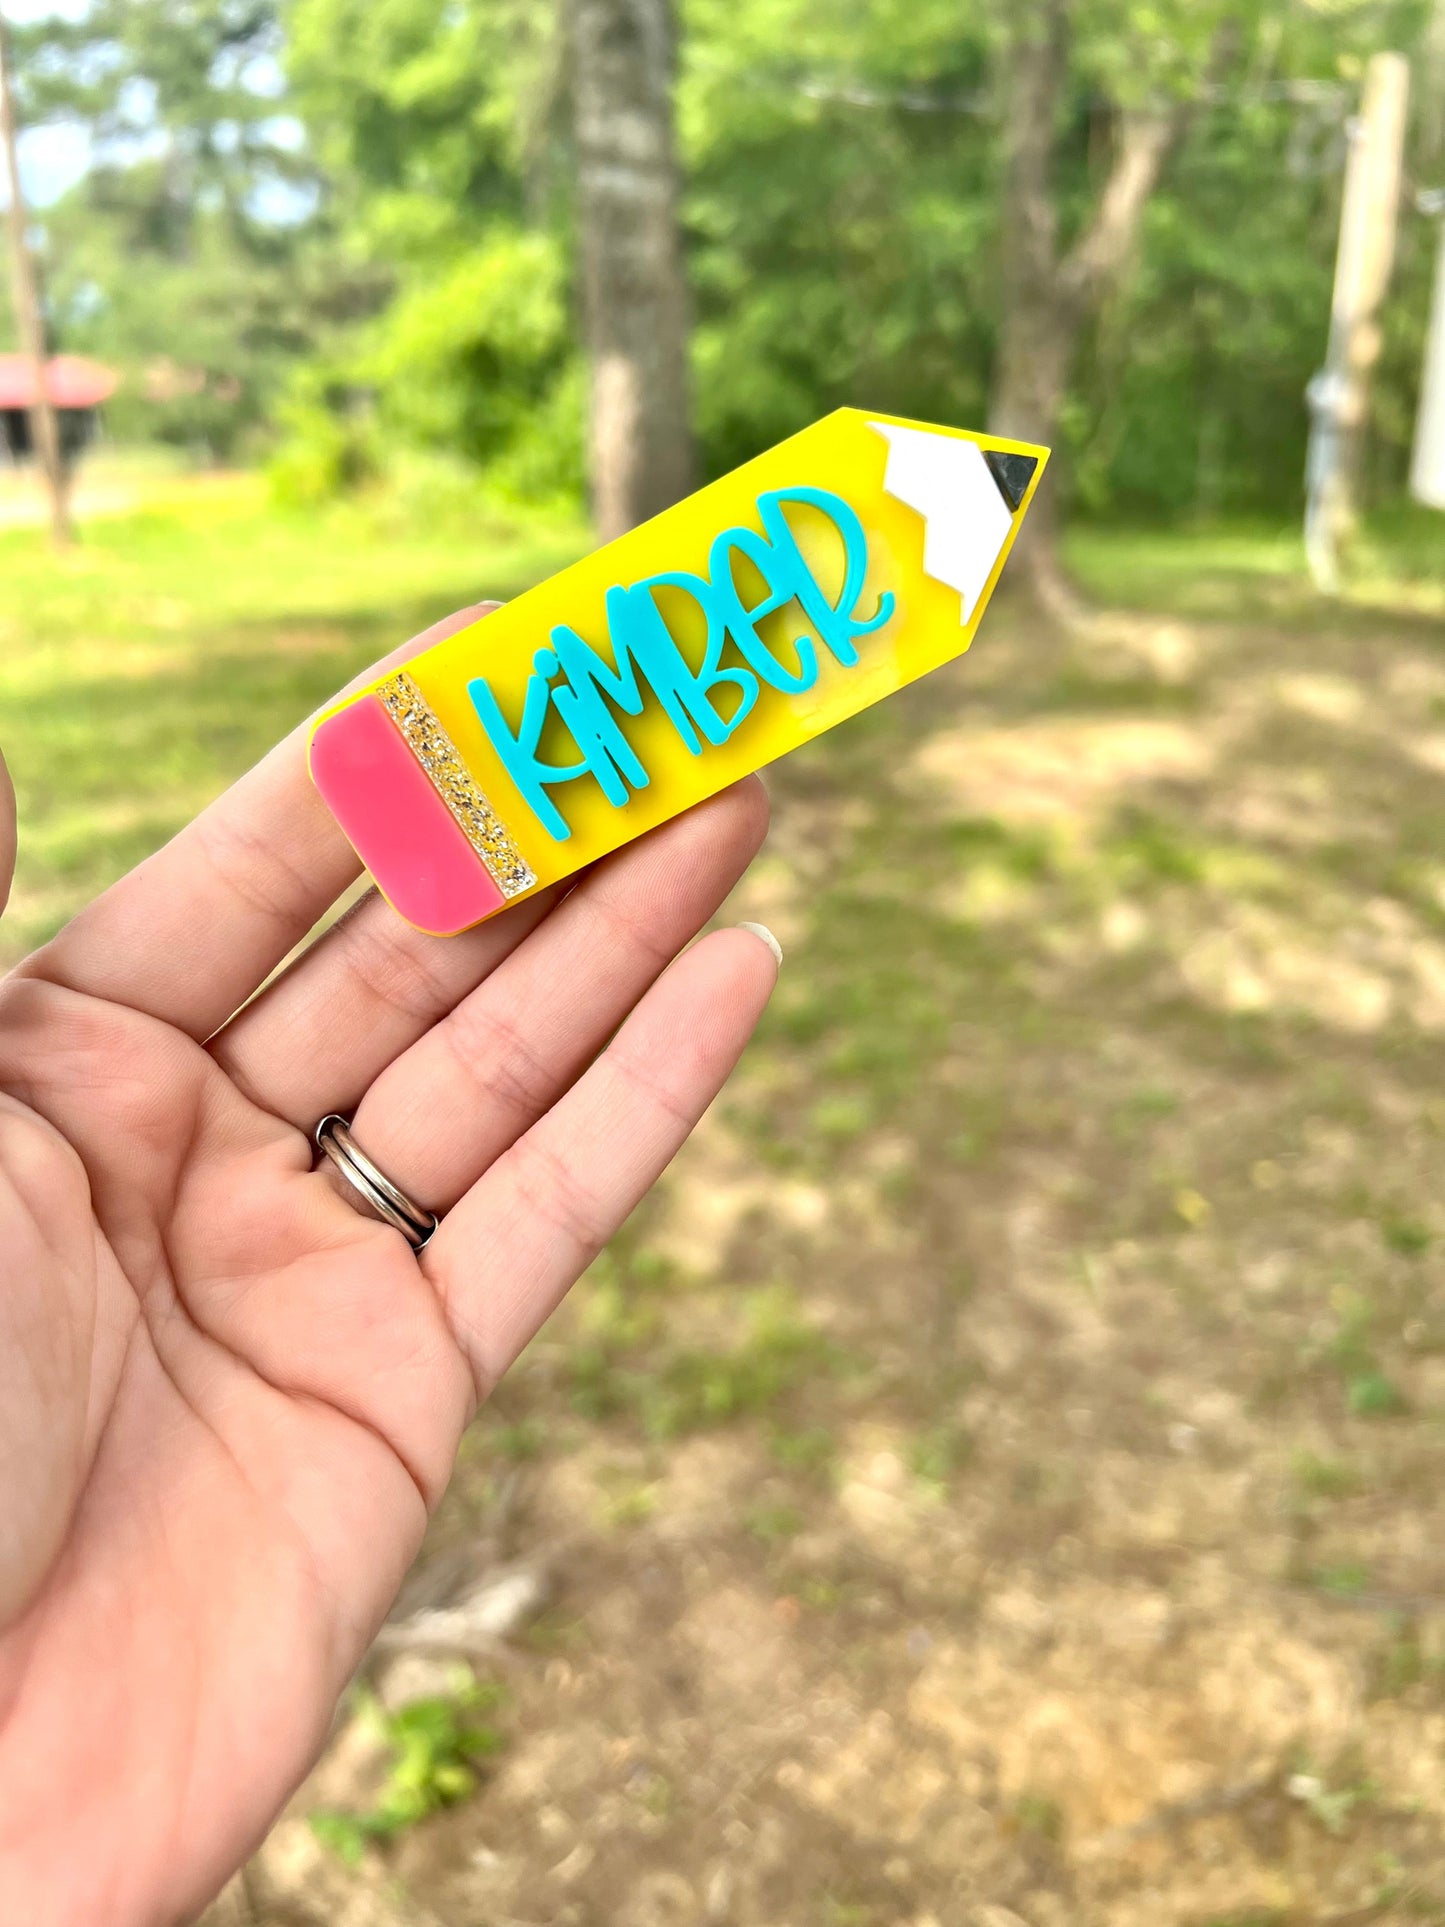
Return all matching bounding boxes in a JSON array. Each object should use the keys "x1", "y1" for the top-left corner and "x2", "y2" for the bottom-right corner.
[{"x1": 310, "y1": 695, "x2": 507, "y2": 934}]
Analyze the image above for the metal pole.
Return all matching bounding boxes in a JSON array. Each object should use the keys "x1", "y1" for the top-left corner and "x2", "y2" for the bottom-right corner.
[
  {"x1": 0, "y1": 6, "x2": 71, "y2": 548},
  {"x1": 1305, "y1": 52, "x2": 1409, "y2": 593}
]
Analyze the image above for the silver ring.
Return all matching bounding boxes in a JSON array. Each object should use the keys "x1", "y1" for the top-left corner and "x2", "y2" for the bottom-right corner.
[{"x1": 314, "y1": 1115, "x2": 439, "y2": 1252}]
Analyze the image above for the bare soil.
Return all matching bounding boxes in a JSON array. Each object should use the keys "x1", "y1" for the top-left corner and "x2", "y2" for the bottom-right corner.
[{"x1": 215, "y1": 571, "x2": 1445, "y2": 1927}]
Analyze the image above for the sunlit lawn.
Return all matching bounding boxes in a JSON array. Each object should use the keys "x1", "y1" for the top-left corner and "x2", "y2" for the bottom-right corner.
[
  {"x1": 1069, "y1": 505, "x2": 1445, "y2": 625},
  {"x1": 7, "y1": 467, "x2": 1443, "y2": 970},
  {"x1": 13, "y1": 467, "x2": 1445, "y2": 1918},
  {"x1": 0, "y1": 471, "x2": 588, "y2": 963}
]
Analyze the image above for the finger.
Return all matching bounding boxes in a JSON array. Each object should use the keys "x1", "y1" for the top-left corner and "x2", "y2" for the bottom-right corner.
[
  {"x1": 426, "y1": 922, "x2": 781, "y2": 1397},
  {"x1": 340, "y1": 777, "x2": 770, "y2": 1212},
  {"x1": 13, "y1": 604, "x2": 499, "y2": 1039},
  {"x1": 208, "y1": 880, "x2": 558, "y2": 1128},
  {"x1": 0, "y1": 745, "x2": 14, "y2": 918},
  {"x1": 215, "y1": 772, "x2": 764, "y2": 1133}
]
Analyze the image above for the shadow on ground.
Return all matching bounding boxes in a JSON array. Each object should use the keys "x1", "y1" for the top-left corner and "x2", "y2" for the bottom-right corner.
[
  {"x1": 184, "y1": 554, "x2": 1445, "y2": 1927},
  {"x1": 10, "y1": 511, "x2": 1438, "y2": 1927}
]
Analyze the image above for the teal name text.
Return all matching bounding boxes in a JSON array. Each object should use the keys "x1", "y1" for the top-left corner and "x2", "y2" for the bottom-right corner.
[{"x1": 467, "y1": 484, "x2": 894, "y2": 842}]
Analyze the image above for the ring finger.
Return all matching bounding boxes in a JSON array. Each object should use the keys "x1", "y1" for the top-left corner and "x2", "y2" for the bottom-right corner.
[
  {"x1": 340, "y1": 776, "x2": 769, "y2": 1215},
  {"x1": 210, "y1": 877, "x2": 559, "y2": 1126}
]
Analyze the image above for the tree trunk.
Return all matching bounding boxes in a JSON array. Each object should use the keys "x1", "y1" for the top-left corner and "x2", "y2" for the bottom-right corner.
[
  {"x1": 567, "y1": 0, "x2": 695, "y2": 540},
  {"x1": 988, "y1": 308, "x2": 1073, "y2": 605},
  {"x1": 986, "y1": 3, "x2": 1186, "y2": 607},
  {"x1": 0, "y1": 13, "x2": 71, "y2": 550},
  {"x1": 986, "y1": 3, "x2": 1072, "y2": 604}
]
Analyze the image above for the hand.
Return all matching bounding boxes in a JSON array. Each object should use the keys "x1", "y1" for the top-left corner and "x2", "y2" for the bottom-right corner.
[{"x1": 0, "y1": 604, "x2": 776, "y2": 1923}]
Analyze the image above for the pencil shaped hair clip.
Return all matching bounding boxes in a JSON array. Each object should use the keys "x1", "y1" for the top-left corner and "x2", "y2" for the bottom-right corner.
[{"x1": 309, "y1": 407, "x2": 1049, "y2": 934}]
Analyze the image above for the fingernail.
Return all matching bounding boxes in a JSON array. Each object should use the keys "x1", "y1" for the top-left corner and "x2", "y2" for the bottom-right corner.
[{"x1": 736, "y1": 920, "x2": 783, "y2": 967}]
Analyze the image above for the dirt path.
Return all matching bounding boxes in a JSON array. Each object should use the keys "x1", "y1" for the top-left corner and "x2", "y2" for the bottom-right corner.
[
  {"x1": 0, "y1": 463, "x2": 250, "y2": 529},
  {"x1": 0, "y1": 469, "x2": 140, "y2": 528},
  {"x1": 217, "y1": 582, "x2": 1445, "y2": 1927}
]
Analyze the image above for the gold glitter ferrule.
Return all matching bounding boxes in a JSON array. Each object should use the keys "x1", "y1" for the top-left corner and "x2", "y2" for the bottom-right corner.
[{"x1": 377, "y1": 670, "x2": 536, "y2": 899}]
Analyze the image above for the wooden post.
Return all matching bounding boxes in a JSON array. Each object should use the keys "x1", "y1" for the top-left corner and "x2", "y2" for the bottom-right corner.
[
  {"x1": 1305, "y1": 52, "x2": 1410, "y2": 592},
  {"x1": 0, "y1": 7, "x2": 71, "y2": 549},
  {"x1": 1412, "y1": 209, "x2": 1445, "y2": 510},
  {"x1": 1423, "y1": 0, "x2": 1445, "y2": 169}
]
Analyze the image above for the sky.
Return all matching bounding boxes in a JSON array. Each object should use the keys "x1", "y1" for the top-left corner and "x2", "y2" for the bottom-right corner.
[
  {"x1": 5, "y1": 0, "x2": 91, "y2": 207},
  {"x1": 16, "y1": 125, "x2": 90, "y2": 207},
  {"x1": 4, "y1": 0, "x2": 306, "y2": 218}
]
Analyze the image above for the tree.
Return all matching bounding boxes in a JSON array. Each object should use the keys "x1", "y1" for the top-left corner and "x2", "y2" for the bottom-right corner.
[
  {"x1": 681, "y1": 0, "x2": 997, "y2": 477},
  {"x1": 274, "y1": 0, "x2": 1444, "y2": 542},
  {"x1": 283, "y1": 0, "x2": 581, "y2": 500},
  {"x1": 0, "y1": 6, "x2": 70, "y2": 545},
  {"x1": 985, "y1": 2, "x2": 1217, "y2": 602},
  {"x1": 566, "y1": 0, "x2": 693, "y2": 537},
  {"x1": 21, "y1": 0, "x2": 1419, "y2": 546},
  {"x1": 7, "y1": 0, "x2": 340, "y2": 458},
  {"x1": 983, "y1": 0, "x2": 1433, "y2": 597}
]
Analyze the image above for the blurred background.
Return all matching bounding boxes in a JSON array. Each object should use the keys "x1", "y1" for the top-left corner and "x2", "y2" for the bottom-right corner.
[{"x1": 6, "y1": 0, "x2": 1445, "y2": 1922}]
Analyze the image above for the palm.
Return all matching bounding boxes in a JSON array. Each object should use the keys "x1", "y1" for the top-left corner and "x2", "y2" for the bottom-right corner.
[{"x1": 0, "y1": 607, "x2": 775, "y2": 1922}]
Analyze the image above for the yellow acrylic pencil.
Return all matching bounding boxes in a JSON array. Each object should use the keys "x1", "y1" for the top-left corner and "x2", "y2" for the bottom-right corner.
[{"x1": 309, "y1": 406, "x2": 1049, "y2": 935}]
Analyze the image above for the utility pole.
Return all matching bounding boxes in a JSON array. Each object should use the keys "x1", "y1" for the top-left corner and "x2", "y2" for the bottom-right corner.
[
  {"x1": 0, "y1": 6, "x2": 71, "y2": 549},
  {"x1": 1412, "y1": 196, "x2": 1445, "y2": 510},
  {"x1": 1423, "y1": 0, "x2": 1445, "y2": 168},
  {"x1": 1304, "y1": 52, "x2": 1409, "y2": 594}
]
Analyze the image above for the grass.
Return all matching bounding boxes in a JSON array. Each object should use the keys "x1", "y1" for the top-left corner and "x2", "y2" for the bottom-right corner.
[
  {"x1": 1065, "y1": 507, "x2": 1445, "y2": 624},
  {"x1": 4, "y1": 477, "x2": 1434, "y2": 968},
  {"x1": 567, "y1": 1273, "x2": 840, "y2": 1440},
  {"x1": 309, "y1": 1670, "x2": 506, "y2": 1865},
  {"x1": 13, "y1": 470, "x2": 1445, "y2": 1922},
  {"x1": 0, "y1": 468, "x2": 586, "y2": 961}
]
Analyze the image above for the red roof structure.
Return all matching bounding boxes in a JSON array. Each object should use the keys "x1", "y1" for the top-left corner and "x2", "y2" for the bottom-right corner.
[{"x1": 0, "y1": 354, "x2": 117, "y2": 409}]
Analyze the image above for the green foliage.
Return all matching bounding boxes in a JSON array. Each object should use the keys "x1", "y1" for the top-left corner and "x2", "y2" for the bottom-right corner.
[
  {"x1": 7, "y1": 0, "x2": 1442, "y2": 514},
  {"x1": 354, "y1": 229, "x2": 583, "y2": 499},
  {"x1": 491, "y1": 1415, "x2": 549, "y2": 1461},
  {"x1": 682, "y1": 0, "x2": 996, "y2": 475},
  {"x1": 280, "y1": 0, "x2": 573, "y2": 499},
  {"x1": 807, "y1": 1093, "x2": 873, "y2": 1143},
  {"x1": 285, "y1": 0, "x2": 551, "y2": 249},
  {"x1": 1290, "y1": 1449, "x2": 1360, "y2": 1501},
  {"x1": 768, "y1": 1423, "x2": 837, "y2": 1478},
  {"x1": 1009, "y1": 1790, "x2": 1064, "y2": 1843},
  {"x1": 267, "y1": 374, "x2": 381, "y2": 504},
  {"x1": 1289, "y1": 1761, "x2": 1379, "y2": 1836},
  {"x1": 0, "y1": 473, "x2": 586, "y2": 964},
  {"x1": 1369, "y1": 1617, "x2": 1444, "y2": 1701},
  {"x1": 908, "y1": 1420, "x2": 973, "y2": 1493},
  {"x1": 1382, "y1": 1215, "x2": 1432, "y2": 1257},
  {"x1": 1313, "y1": 1560, "x2": 1372, "y2": 1598},
  {"x1": 568, "y1": 1277, "x2": 838, "y2": 1440},
  {"x1": 310, "y1": 1674, "x2": 506, "y2": 1863},
  {"x1": 1348, "y1": 1371, "x2": 1406, "y2": 1418},
  {"x1": 1104, "y1": 810, "x2": 1206, "y2": 885},
  {"x1": 746, "y1": 1499, "x2": 804, "y2": 1542},
  {"x1": 10, "y1": 0, "x2": 368, "y2": 457},
  {"x1": 681, "y1": 0, "x2": 1431, "y2": 514}
]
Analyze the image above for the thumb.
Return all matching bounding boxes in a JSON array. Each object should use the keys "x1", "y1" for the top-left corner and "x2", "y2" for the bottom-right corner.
[{"x1": 0, "y1": 747, "x2": 14, "y2": 918}]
